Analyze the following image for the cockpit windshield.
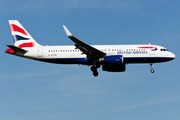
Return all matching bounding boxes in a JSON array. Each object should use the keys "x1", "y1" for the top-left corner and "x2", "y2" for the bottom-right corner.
[{"x1": 160, "y1": 48, "x2": 168, "y2": 51}]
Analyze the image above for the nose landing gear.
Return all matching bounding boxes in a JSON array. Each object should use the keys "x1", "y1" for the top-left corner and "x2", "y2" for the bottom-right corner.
[{"x1": 150, "y1": 63, "x2": 155, "y2": 73}]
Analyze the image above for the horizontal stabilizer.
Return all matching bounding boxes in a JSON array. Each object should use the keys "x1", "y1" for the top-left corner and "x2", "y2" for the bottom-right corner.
[{"x1": 6, "y1": 45, "x2": 27, "y2": 53}]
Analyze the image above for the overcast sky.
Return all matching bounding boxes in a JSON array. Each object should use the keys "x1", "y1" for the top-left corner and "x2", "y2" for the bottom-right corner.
[{"x1": 0, "y1": 0, "x2": 180, "y2": 120}]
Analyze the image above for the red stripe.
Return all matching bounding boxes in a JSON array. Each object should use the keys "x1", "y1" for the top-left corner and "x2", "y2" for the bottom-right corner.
[
  {"x1": 18, "y1": 42, "x2": 34, "y2": 48},
  {"x1": 10, "y1": 24, "x2": 28, "y2": 36},
  {"x1": 5, "y1": 49, "x2": 15, "y2": 54},
  {"x1": 138, "y1": 47, "x2": 157, "y2": 49}
]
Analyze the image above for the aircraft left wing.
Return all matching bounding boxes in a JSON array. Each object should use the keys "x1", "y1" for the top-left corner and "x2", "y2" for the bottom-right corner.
[{"x1": 63, "y1": 25, "x2": 106, "y2": 59}]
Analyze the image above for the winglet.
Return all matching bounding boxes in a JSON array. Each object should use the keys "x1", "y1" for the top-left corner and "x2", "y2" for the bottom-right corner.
[{"x1": 63, "y1": 25, "x2": 72, "y2": 37}]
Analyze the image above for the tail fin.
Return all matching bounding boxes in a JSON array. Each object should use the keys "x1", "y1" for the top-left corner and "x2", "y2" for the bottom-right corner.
[{"x1": 9, "y1": 20, "x2": 41, "y2": 48}]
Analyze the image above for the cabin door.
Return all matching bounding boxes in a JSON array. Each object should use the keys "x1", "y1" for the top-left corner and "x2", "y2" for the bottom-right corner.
[{"x1": 38, "y1": 47, "x2": 43, "y2": 57}]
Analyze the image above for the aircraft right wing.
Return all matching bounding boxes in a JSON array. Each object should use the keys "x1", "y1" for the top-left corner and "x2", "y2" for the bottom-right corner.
[{"x1": 63, "y1": 25, "x2": 106, "y2": 59}]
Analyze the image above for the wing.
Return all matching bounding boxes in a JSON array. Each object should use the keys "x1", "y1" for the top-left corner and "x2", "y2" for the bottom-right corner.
[{"x1": 63, "y1": 25, "x2": 106, "y2": 59}]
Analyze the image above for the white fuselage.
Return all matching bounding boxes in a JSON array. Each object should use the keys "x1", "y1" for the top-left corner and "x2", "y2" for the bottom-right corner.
[{"x1": 19, "y1": 44, "x2": 175, "y2": 65}]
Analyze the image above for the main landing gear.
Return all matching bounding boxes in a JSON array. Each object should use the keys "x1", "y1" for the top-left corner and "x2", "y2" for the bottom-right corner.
[
  {"x1": 150, "y1": 63, "x2": 155, "y2": 73},
  {"x1": 91, "y1": 65, "x2": 100, "y2": 77}
]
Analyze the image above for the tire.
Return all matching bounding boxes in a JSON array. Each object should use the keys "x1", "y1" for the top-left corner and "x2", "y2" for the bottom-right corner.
[
  {"x1": 93, "y1": 71, "x2": 98, "y2": 77},
  {"x1": 91, "y1": 66, "x2": 96, "y2": 72},
  {"x1": 150, "y1": 69, "x2": 154, "y2": 73}
]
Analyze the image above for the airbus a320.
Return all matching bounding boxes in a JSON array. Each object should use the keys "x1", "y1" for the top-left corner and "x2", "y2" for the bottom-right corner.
[{"x1": 6, "y1": 20, "x2": 175, "y2": 77}]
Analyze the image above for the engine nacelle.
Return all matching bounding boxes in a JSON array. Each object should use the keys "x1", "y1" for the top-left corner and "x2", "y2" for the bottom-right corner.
[
  {"x1": 102, "y1": 64, "x2": 126, "y2": 72},
  {"x1": 100, "y1": 55, "x2": 123, "y2": 64}
]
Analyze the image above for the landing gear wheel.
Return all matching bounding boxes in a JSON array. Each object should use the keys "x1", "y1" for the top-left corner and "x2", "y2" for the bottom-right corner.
[
  {"x1": 91, "y1": 64, "x2": 100, "y2": 77},
  {"x1": 93, "y1": 70, "x2": 98, "y2": 77},
  {"x1": 150, "y1": 69, "x2": 154, "y2": 73},
  {"x1": 91, "y1": 66, "x2": 96, "y2": 72},
  {"x1": 150, "y1": 63, "x2": 155, "y2": 73}
]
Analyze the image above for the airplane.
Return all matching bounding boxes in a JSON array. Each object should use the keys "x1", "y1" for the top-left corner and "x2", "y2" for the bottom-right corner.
[{"x1": 6, "y1": 20, "x2": 175, "y2": 77}]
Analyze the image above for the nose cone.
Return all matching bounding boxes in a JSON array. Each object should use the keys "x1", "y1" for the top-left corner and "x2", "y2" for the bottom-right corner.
[{"x1": 169, "y1": 52, "x2": 175, "y2": 60}]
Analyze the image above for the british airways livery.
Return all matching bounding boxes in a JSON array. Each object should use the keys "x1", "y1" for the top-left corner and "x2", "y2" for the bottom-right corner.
[{"x1": 6, "y1": 20, "x2": 175, "y2": 77}]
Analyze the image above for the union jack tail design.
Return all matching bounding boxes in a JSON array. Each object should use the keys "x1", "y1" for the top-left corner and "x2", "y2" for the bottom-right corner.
[{"x1": 9, "y1": 20, "x2": 41, "y2": 48}]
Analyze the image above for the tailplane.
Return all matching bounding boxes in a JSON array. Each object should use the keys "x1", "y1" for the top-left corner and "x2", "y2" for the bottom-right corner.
[{"x1": 9, "y1": 20, "x2": 41, "y2": 48}]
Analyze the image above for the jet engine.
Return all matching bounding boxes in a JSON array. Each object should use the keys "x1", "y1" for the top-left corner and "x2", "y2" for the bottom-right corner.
[
  {"x1": 102, "y1": 64, "x2": 126, "y2": 72},
  {"x1": 99, "y1": 55, "x2": 123, "y2": 64}
]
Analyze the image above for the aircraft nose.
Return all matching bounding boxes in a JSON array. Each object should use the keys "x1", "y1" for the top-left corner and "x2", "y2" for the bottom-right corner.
[{"x1": 169, "y1": 52, "x2": 175, "y2": 59}]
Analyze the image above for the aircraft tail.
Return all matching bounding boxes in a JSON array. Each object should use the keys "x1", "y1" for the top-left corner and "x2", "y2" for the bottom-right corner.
[{"x1": 8, "y1": 20, "x2": 41, "y2": 48}]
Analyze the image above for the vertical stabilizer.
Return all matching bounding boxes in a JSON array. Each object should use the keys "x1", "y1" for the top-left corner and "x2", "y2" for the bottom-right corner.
[{"x1": 9, "y1": 20, "x2": 41, "y2": 48}]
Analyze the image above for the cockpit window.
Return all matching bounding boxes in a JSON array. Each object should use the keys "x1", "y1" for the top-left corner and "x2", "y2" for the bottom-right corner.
[{"x1": 160, "y1": 48, "x2": 168, "y2": 51}]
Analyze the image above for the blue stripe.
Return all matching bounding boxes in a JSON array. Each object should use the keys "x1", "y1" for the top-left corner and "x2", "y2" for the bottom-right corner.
[
  {"x1": 37, "y1": 58, "x2": 89, "y2": 64},
  {"x1": 14, "y1": 35, "x2": 30, "y2": 41},
  {"x1": 124, "y1": 57, "x2": 174, "y2": 63},
  {"x1": 36, "y1": 57, "x2": 174, "y2": 64}
]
